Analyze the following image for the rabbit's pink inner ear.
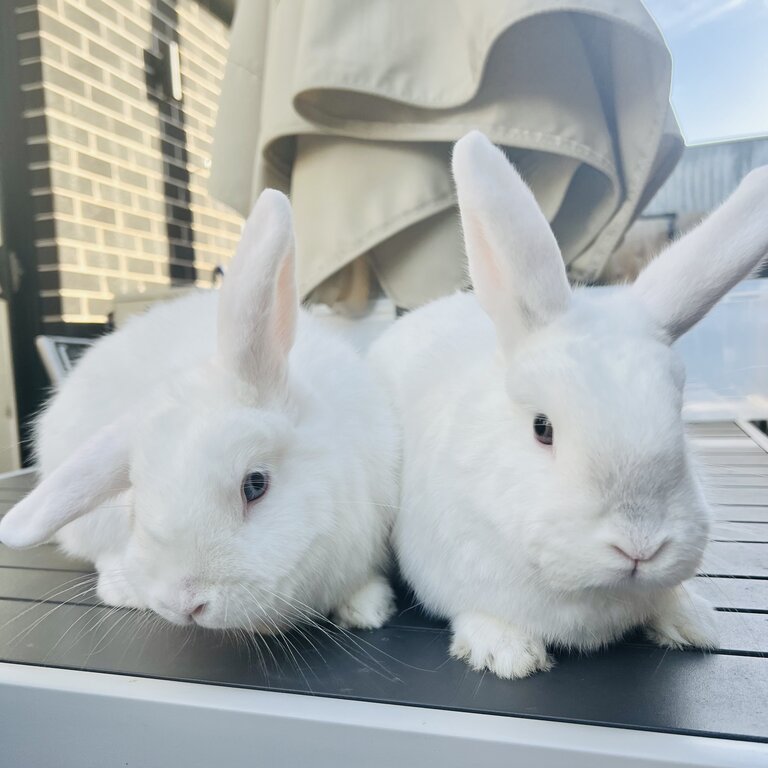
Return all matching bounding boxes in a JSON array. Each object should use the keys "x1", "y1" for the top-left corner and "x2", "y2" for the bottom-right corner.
[
  {"x1": 272, "y1": 237, "x2": 298, "y2": 359},
  {"x1": 217, "y1": 189, "x2": 298, "y2": 400},
  {"x1": 462, "y1": 212, "x2": 512, "y2": 331},
  {"x1": 452, "y1": 131, "x2": 570, "y2": 351},
  {"x1": 631, "y1": 167, "x2": 768, "y2": 341},
  {"x1": 0, "y1": 420, "x2": 131, "y2": 549}
]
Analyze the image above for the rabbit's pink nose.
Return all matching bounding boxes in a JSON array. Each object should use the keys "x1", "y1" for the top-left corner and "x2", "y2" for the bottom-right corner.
[
  {"x1": 189, "y1": 603, "x2": 207, "y2": 620},
  {"x1": 612, "y1": 541, "x2": 666, "y2": 568}
]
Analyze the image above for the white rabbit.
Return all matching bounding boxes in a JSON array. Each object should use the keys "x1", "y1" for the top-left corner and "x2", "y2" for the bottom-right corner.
[
  {"x1": 0, "y1": 190, "x2": 397, "y2": 633},
  {"x1": 369, "y1": 131, "x2": 768, "y2": 679}
]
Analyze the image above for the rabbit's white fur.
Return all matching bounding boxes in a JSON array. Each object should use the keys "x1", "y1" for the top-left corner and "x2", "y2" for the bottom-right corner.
[
  {"x1": 0, "y1": 190, "x2": 397, "y2": 632},
  {"x1": 370, "y1": 131, "x2": 768, "y2": 679}
]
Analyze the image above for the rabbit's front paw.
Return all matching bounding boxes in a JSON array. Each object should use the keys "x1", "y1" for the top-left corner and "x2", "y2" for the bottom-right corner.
[
  {"x1": 450, "y1": 612, "x2": 553, "y2": 679},
  {"x1": 96, "y1": 562, "x2": 145, "y2": 609},
  {"x1": 333, "y1": 575, "x2": 395, "y2": 630},
  {"x1": 647, "y1": 586, "x2": 719, "y2": 650}
]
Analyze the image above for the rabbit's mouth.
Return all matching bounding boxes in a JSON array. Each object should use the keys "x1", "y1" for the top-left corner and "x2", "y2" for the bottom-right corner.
[
  {"x1": 150, "y1": 601, "x2": 293, "y2": 634},
  {"x1": 610, "y1": 552, "x2": 700, "y2": 592},
  {"x1": 150, "y1": 603, "x2": 198, "y2": 627},
  {"x1": 180, "y1": 595, "x2": 298, "y2": 634},
  {"x1": 611, "y1": 539, "x2": 668, "y2": 576}
]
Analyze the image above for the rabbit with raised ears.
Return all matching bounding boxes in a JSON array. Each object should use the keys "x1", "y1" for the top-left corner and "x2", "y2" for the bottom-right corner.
[
  {"x1": 0, "y1": 190, "x2": 398, "y2": 633},
  {"x1": 369, "y1": 131, "x2": 768, "y2": 679}
]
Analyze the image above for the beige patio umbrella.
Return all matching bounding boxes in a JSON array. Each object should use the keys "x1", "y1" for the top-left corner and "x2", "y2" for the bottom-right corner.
[{"x1": 209, "y1": 0, "x2": 681, "y2": 313}]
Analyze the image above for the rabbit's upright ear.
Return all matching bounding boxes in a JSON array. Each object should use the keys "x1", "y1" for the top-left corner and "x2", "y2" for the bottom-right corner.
[
  {"x1": 217, "y1": 189, "x2": 298, "y2": 400},
  {"x1": 452, "y1": 131, "x2": 571, "y2": 352},
  {"x1": 0, "y1": 419, "x2": 131, "y2": 548},
  {"x1": 632, "y1": 167, "x2": 768, "y2": 341}
]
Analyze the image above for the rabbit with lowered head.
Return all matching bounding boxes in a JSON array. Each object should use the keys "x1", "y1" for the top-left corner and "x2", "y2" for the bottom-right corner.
[
  {"x1": 370, "y1": 131, "x2": 768, "y2": 678},
  {"x1": 0, "y1": 190, "x2": 398, "y2": 633}
]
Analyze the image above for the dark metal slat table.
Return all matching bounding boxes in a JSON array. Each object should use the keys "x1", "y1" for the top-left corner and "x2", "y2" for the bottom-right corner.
[{"x1": 1, "y1": 422, "x2": 767, "y2": 767}]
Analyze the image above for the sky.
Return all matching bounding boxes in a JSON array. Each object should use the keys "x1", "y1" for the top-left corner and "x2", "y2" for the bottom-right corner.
[{"x1": 642, "y1": 0, "x2": 768, "y2": 144}]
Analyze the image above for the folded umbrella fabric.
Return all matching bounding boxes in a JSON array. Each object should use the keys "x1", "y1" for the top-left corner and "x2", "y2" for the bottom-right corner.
[{"x1": 210, "y1": 0, "x2": 681, "y2": 312}]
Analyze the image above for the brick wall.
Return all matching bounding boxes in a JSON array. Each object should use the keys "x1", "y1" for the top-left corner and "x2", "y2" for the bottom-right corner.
[{"x1": 15, "y1": 0, "x2": 242, "y2": 332}]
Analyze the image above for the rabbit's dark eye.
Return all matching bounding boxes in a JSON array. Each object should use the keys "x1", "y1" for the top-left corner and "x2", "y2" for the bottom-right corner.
[
  {"x1": 242, "y1": 471, "x2": 269, "y2": 504},
  {"x1": 533, "y1": 414, "x2": 553, "y2": 446}
]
